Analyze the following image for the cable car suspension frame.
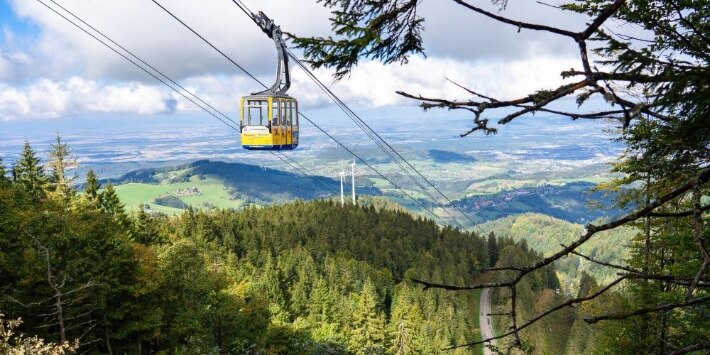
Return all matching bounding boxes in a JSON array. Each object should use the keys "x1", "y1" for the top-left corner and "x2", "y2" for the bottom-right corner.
[{"x1": 239, "y1": 11, "x2": 299, "y2": 150}]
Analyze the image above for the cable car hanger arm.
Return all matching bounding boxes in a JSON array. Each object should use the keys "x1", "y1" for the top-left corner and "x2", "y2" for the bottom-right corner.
[{"x1": 250, "y1": 11, "x2": 290, "y2": 96}]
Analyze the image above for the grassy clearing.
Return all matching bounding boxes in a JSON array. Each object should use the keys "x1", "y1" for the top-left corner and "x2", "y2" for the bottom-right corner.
[{"x1": 114, "y1": 175, "x2": 244, "y2": 214}]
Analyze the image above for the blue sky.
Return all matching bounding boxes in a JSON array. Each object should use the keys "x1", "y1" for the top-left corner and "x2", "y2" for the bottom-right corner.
[
  {"x1": 0, "y1": 0, "x2": 22, "y2": 32},
  {"x1": 0, "y1": 0, "x2": 36, "y2": 44}
]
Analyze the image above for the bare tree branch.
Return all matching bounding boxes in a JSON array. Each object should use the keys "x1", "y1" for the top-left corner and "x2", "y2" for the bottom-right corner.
[
  {"x1": 4, "y1": 295, "x2": 45, "y2": 308},
  {"x1": 620, "y1": 272, "x2": 710, "y2": 287},
  {"x1": 565, "y1": 245, "x2": 638, "y2": 273},
  {"x1": 579, "y1": 0, "x2": 627, "y2": 40},
  {"x1": 413, "y1": 168, "x2": 710, "y2": 349},
  {"x1": 584, "y1": 295, "x2": 710, "y2": 324},
  {"x1": 686, "y1": 182, "x2": 710, "y2": 299},
  {"x1": 668, "y1": 340, "x2": 710, "y2": 355},
  {"x1": 451, "y1": 0, "x2": 578, "y2": 38},
  {"x1": 446, "y1": 276, "x2": 627, "y2": 349},
  {"x1": 416, "y1": 168, "x2": 709, "y2": 292},
  {"x1": 649, "y1": 204, "x2": 710, "y2": 217}
]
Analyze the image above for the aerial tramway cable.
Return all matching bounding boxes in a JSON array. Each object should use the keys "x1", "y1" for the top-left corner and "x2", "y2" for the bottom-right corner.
[
  {"x1": 37, "y1": 0, "x2": 340, "y2": 197},
  {"x1": 287, "y1": 48, "x2": 487, "y2": 234},
  {"x1": 35, "y1": 0, "x2": 243, "y2": 132},
  {"x1": 148, "y1": 0, "x2": 452, "y2": 225},
  {"x1": 39, "y1": 0, "x2": 444, "y2": 224},
  {"x1": 228, "y1": 0, "x2": 487, "y2": 233},
  {"x1": 286, "y1": 50, "x2": 470, "y2": 230},
  {"x1": 41, "y1": 0, "x2": 462, "y2": 226}
]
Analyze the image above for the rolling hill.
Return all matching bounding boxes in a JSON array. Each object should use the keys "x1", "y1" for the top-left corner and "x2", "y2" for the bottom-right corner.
[
  {"x1": 106, "y1": 160, "x2": 621, "y2": 228},
  {"x1": 109, "y1": 159, "x2": 381, "y2": 213},
  {"x1": 480, "y1": 213, "x2": 636, "y2": 294},
  {"x1": 457, "y1": 181, "x2": 622, "y2": 224}
]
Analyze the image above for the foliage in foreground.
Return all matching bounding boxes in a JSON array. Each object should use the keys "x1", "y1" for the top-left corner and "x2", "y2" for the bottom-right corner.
[{"x1": 1, "y1": 314, "x2": 78, "y2": 355}]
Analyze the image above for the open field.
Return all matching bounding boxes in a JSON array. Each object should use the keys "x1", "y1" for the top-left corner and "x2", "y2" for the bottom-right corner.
[{"x1": 115, "y1": 175, "x2": 244, "y2": 214}]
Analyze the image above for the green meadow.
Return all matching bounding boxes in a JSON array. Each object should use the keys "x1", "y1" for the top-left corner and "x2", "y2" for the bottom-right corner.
[{"x1": 114, "y1": 175, "x2": 245, "y2": 214}]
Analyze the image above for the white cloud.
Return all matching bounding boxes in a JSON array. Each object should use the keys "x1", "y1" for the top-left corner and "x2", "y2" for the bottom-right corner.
[
  {"x1": 0, "y1": 77, "x2": 175, "y2": 119},
  {"x1": 8, "y1": 0, "x2": 588, "y2": 82},
  {"x1": 292, "y1": 55, "x2": 580, "y2": 108},
  {"x1": 0, "y1": 54, "x2": 582, "y2": 120},
  {"x1": 0, "y1": 0, "x2": 594, "y2": 120},
  {"x1": 9, "y1": 0, "x2": 332, "y2": 82},
  {"x1": 420, "y1": 0, "x2": 589, "y2": 60},
  {"x1": 87, "y1": 83, "x2": 174, "y2": 115}
]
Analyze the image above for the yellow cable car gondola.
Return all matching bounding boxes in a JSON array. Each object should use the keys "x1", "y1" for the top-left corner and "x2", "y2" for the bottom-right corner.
[
  {"x1": 240, "y1": 12, "x2": 298, "y2": 150},
  {"x1": 241, "y1": 94, "x2": 298, "y2": 150}
]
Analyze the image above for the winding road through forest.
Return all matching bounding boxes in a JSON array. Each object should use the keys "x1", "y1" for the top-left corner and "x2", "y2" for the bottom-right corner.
[{"x1": 479, "y1": 289, "x2": 498, "y2": 355}]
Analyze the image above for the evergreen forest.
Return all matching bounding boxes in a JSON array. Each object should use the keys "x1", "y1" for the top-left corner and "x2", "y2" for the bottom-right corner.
[{"x1": 1, "y1": 140, "x2": 561, "y2": 354}]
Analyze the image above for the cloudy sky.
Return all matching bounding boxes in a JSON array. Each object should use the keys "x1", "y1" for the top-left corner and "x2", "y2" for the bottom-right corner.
[{"x1": 0, "y1": 0, "x2": 594, "y2": 122}]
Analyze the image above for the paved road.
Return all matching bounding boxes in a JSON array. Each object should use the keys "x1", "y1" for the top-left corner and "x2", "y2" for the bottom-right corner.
[{"x1": 479, "y1": 289, "x2": 498, "y2": 355}]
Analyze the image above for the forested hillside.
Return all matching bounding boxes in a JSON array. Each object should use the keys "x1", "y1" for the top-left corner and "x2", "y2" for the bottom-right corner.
[
  {"x1": 0, "y1": 142, "x2": 499, "y2": 354},
  {"x1": 457, "y1": 182, "x2": 621, "y2": 224},
  {"x1": 482, "y1": 213, "x2": 636, "y2": 293}
]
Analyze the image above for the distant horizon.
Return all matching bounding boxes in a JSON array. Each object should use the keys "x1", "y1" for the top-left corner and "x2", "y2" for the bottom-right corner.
[{"x1": 1, "y1": 99, "x2": 621, "y2": 157}]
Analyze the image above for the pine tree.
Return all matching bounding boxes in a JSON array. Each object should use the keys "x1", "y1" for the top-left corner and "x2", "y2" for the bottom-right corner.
[
  {"x1": 47, "y1": 135, "x2": 77, "y2": 198},
  {"x1": 84, "y1": 169, "x2": 101, "y2": 205},
  {"x1": 0, "y1": 158, "x2": 9, "y2": 186},
  {"x1": 387, "y1": 288, "x2": 424, "y2": 355},
  {"x1": 262, "y1": 254, "x2": 287, "y2": 309},
  {"x1": 100, "y1": 184, "x2": 130, "y2": 229},
  {"x1": 349, "y1": 278, "x2": 385, "y2": 354},
  {"x1": 12, "y1": 141, "x2": 47, "y2": 199},
  {"x1": 307, "y1": 277, "x2": 335, "y2": 323},
  {"x1": 132, "y1": 204, "x2": 162, "y2": 244},
  {"x1": 487, "y1": 232, "x2": 498, "y2": 267}
]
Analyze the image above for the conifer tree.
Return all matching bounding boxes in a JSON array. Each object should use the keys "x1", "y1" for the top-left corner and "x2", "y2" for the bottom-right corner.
[
  {"x1": 12, "y1": 141, "x2": 47, "y2": 199},
  {"x1": 100, "y1": 184, "x2": 130, "y2": 229},
  {"x1": 84, "y1": 169, "x2": 101, "y2": 205},
  {"x1": 47, "y1": 135, "x2": 77, "y2": 198},
  {"x1": 487, "y1": 232, "x2": 498, "y2": 267},
  {"x1": 262, "y1": 254, "x2": 287, "y2": 309},
  {"x1": 348, "y1": 278, "x2": 385, "y2": 354},
  {"x1": 132, "y1": 204, "x2": 162, "y2": 245},
  {"x1": 307, "y1": 277, "x2": 335, "y2": 323},
  {"x1": 0, "y1": 158, "x2": 9, "y2": 186},
  {"x1": 388, "y1": 289, "x2": 424, "y2": 355}
]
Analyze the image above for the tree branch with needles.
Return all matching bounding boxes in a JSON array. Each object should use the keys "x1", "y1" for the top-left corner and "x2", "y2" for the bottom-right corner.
[
  {"x1": 296, "y1": 0, "x2": 710, "y2": 351},
  {"x1": 412, "y1": 167, "x2": 710, "y2": 348}
]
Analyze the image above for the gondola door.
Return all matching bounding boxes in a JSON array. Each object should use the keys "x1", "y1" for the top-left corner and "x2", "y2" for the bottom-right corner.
[
  {"x1": 292, "y1": 100, "x2": 299, "y2": 147},
  {"x1": 271, "y1": 98, "x2": 280, "y2": 149},
  {"x1": 280, "y1": 99, "x2": 288, "y2": 149},
  {"x1": 284, "y1": 99, "x2": 292, "y2": 148}
]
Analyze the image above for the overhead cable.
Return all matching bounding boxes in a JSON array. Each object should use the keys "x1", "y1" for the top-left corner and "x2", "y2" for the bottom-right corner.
[
  {"x1": 37, "y1": 0, "x2": 337, "y2": 197},
  {"x1": 149, "y1": 0, "x2": 450, "y2": 225},
  {"x1": 230, "y1": 0, "x2": 485, "y2": 232}
]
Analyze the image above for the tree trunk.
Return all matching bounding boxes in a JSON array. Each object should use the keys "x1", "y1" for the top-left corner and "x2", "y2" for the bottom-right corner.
[
  {"x1": 54, "y1": 288, "x2": 67, "y2": 343},
  {"x1": 104, "y1": 312, "x2": 114, "y2": 355}
]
